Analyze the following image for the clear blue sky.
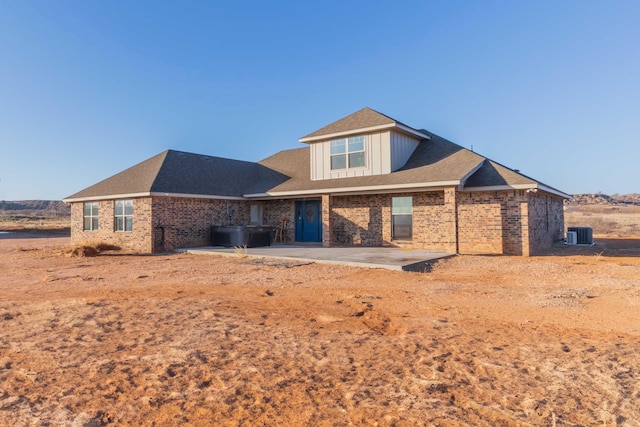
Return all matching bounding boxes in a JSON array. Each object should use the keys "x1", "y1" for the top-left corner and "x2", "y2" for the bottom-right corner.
[{"x1": 1, "y1": 1, "x2": 638, "y2": 200}]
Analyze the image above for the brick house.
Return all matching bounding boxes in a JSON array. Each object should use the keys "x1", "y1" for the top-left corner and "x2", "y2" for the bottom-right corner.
[{"x1": 64, "y1": 108, "x2": 569, "y2": 255}]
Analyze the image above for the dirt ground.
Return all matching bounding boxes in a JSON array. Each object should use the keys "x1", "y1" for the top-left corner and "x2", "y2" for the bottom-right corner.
[{"x1": 1, "y1": 232, "x2": 639, "y2": 426}]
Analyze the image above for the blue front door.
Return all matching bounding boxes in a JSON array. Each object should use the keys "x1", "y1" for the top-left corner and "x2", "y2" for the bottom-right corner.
[{"x1": 295, "y1": 200, "x2": 322, "y2": 242}]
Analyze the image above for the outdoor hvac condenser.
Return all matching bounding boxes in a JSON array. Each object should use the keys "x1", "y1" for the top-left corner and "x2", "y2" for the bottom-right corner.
[{"x1": 567, "y1": 227, "x2": 594, "y2": 245}]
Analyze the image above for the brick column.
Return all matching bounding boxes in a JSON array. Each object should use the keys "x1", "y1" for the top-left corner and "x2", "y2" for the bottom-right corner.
[
  {"x1": 321, "y1": 194, "x2": 333, "y2": 247},
  {"x1": 443, "y1": 188, "x2": 459, "y2": 253},
  {"x1": 521, "y1": 197, "x2": 531, "y2": 257}
]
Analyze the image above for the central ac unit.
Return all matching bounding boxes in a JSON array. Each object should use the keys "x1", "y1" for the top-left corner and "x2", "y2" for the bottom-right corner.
[
  {"x1": 566, "y1": 231, "x2": 578, "y2": 245},
  {"x1": 568, "y1": 226, "x2": 594, "y2": 245}
]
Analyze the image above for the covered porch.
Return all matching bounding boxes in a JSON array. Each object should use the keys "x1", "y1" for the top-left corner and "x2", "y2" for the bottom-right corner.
[{"x1": 258, "y1": 188, "x2": 459, "y2": 253}]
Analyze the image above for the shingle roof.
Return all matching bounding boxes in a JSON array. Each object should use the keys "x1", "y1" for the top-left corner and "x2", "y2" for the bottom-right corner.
[
  {"x1": 258, "y1": 133, "x2": 486, "y2": 194},
  {"x1": 66, "y1": 137, "x2": 565, "y2": 201},
  {"x1": 65, "y1": 151, "x2": 169, "y2": 200},
  {"x1": 65, "y1": 109, "x2": 568, "y2": 201},
  {"x1": 464, "y1": 160, "x2": 536, "y2": 188},
  {"x1": 463, "y1": 158, "x2": 568, "y2": 196},
  {"x1": 300, "y1": 107, "x2": 399, "y2": 140},
  {"x1": 257, "y1": 128, "x2": 568, "y2": 197},
  {"x1": 64, "y1": 150, "x2": 288, "y2": 200}
]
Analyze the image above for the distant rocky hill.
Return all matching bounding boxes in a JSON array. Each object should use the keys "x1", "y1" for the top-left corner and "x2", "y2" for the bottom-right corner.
[
  {"x1": 566, "y1": 194, "x2": 640, "y2": 206},
  {"x1": 0, "y1": 200, "x2": 70, "y2": 216}
]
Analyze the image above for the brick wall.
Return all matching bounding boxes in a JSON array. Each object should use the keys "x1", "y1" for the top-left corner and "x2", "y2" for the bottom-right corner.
[
  {"x1": 456, "y1": 190, "x2": 564, "y2": 255},
  {"x1": 412, "y1": 189, "x2": 458, "y2": 253},
  {"x1": 527, "y1": 192, "x2": 565, "y2": 255},
  {"x1": 70, "y1": 198, "x2": 154, "y2": 253},
  {"x1": 71, "y1": 197, "x2": 251, "y2": 253},
  {"x1": 151, "y1": 197, "x2": 249, "y2": 252},
  {"x1": 329, "y1": 189, "x2": 564, "y2": 255},
  {"x1": 262, "y1": 200, "x2": 295, "y2": 243},
  {"x1": 70, "y1": 190, "x2": 565, "y2": 255},
  {"x1": 321, "y1": 195, "x2": 333, "y2": 246},
  {"x1": 328, "y1": 191, "x2": 457, "y2": 251},
  {"x1": 457, "y1": 191, "x2": 529, "y2": 255},
  {"x1": 330, "y1": 194, "x2": 388, "y2": 246}
]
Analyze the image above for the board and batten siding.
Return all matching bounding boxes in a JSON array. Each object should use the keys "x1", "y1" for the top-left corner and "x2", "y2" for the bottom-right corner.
[
  {"x1": 309, "y1": 130, "x2": 421, "y2": 181},
  {"x1": 309, "y1": 130, "x2": 390, "y2": 180},
  {"x1": 310, "y1": 139, "x2": 324, "y2": 180},
  {"x1": 390, "y1": 131, "x2": 421, "y2": 172}
]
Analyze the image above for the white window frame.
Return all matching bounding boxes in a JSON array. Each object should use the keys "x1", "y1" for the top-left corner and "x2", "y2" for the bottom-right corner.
[
  {"x1": 114, "y1": 200, "x2": 133, "y2": 232},
  {"x1": 83, "y1": 202, "x2": 99, "y2": 231},
  {"x1": 330, "y1": 135, "x2": 366, "y2": 170},
  {"x1": 391, "y1": 196, "x2": 413, "y2": 240}
]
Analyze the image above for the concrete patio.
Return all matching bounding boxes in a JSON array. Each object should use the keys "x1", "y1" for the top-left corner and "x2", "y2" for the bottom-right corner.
[{"x1": 180, "y1": 244, "x2": 454, "y2": 272}]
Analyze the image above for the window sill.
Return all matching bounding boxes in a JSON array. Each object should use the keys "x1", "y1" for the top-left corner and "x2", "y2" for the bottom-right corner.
[{"x1": 330, "y1": 167, "x2": 368, "y2": 172}]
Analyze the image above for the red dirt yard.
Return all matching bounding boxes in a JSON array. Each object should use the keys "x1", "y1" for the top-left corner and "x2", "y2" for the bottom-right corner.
[{"x1": 1, "y1": 233, "x2": 639, "y2": 426}]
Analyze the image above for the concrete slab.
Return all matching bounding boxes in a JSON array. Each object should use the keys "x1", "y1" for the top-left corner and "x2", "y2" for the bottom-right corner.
[{"x1": 180, "y1": 245, "x2": 454, "y2": 272}]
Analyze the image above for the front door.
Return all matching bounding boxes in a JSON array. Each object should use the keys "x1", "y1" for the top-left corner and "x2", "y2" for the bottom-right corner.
[{"x1": 295, "y1": 200, "x2": 322, "y2": 242}]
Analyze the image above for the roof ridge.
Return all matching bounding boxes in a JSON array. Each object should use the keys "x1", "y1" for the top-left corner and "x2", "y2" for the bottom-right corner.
[
  {"x1": 164, "y1": 148, "x2": 264, "y2": 166},
  {"x1": 299, "y1": 107, "x2": 398, "y2": 140},
  {"x1": 149, "y1": 150, "x2": 172, "y2": 193},
  {"x1": 360, "y1": 106, "x2": 398, "y2": 122}
]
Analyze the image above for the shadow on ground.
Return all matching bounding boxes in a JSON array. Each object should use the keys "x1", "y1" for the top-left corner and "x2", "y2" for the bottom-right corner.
[{"x1": 540, "y1": 237, "x2": 640, "y2": 258}]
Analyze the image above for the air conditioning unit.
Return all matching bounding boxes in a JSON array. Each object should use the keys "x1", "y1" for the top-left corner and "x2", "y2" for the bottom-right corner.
[
  {"x1": 566, "y1": 231, "x2": 577, "y2": 245},
  {"x1": 567, "y1": 227, "x2": 594, "y2": 245}
]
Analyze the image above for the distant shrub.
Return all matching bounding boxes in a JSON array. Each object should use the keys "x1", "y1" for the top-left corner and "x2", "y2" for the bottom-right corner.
[
  {"x1": 65, "y1": 242, "x2": 121, "y2": 257},
  {"x1": 68, "y1": 246, "x2": 100, "y2": 257}
]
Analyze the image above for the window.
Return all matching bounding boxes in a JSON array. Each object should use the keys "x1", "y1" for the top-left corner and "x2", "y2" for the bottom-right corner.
[
  {"x1": 83, "y1": 202, "x2": 98, "y2": 231},
  {"x1": 250, "y1": 204, "x2": 263, "y2": 225},
  {"x1": 330, "y1": 136, "x2": 365, "y2": 170},
  {"x1": 114, "y1": 200, "x2": 133, "y2": 232},
  {"x1": 392, "y1": 196, "x2": 412, "y2": 240}
]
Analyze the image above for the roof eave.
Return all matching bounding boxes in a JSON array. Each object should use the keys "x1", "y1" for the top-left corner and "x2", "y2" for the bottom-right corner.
[
  {"x1": 63, "y1": 192, "x2": 154, "y2": 203},
  {"x1": 397, "y1": 123, "x2": 431, "y2": 140},
  {"x1": 461, "y1": 183, "x2": 571, "y2": 199},
  {"x1": 148, "y1": 192, "x2": 246, "y2": 200},
  {"x1": 457, "y1": 160, "x2": 487, "y2": 191},
  {"x1": 246, "y1": 180, "x2": 461, "y2": 198},
  {"x1": 299, "y1": 123, "x2": 430, "y2": 143},
  {"x1": 64, "y1": 191, "x2": 247, "y2": 203}
]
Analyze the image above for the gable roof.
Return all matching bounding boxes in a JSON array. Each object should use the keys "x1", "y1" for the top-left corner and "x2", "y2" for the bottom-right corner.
[
  {"x1": 64, "y1": 150, "x2": 288, "y2": 202},
  {"x1": 254, "y1": 129, "x2": 568, "y2": 198},
  {"x1": 465, "y1": 160, "x2": 536, "y2": 188},
  {"x1": 254, "y1": 133, "x2": 485, "y2": 196},
  {"x1": 65, "y1": 109, "x2": 570, "y2": 202},
  {"x1": 299, "y1": 107, "x2": 429, "y2": 143},
  {"x1": 463, "y1": 158, "x2": 568, "y2": 196}
]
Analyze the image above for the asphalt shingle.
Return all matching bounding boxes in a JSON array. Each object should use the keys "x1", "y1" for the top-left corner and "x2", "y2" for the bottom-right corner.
[
  {"x1": 65, "y1": 110, "x2": 567, "y2": 201},
  {"x1": 259, "y1": 134, "x2": 486, "y2": 194},
  {"x1": 65, "y1": 150, "x2": 287, "y2": 200},
  {"x1": 300, "y1": 107, "x2": 398, "y2": 140}
]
